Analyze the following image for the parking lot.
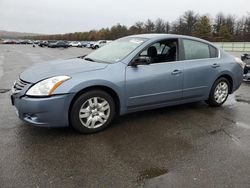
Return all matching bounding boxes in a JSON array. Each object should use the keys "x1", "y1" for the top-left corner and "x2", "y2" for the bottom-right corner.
[{"x1": 0, "y1": 45, "x2": 250, "y2": 188}]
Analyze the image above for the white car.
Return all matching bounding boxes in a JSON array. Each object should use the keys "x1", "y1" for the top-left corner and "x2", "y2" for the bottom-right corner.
[
  {"x1": 86, "y1": 41, "x2": 96, "y2": 48},
  {"x1": 92, "y1": 40, "x2": 112, "y2": 49},
  {"x1": 69, "y1": 41, "x2": 81, "y2": 47}
]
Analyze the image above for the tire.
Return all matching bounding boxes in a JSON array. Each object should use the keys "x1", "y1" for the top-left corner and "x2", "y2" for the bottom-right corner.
[
  {"x1": 70, "y1": 90, "x2": 116, "y2": 134},
  {"x1": 206, "y1": 77, "x2": 230, "y2": 107}
]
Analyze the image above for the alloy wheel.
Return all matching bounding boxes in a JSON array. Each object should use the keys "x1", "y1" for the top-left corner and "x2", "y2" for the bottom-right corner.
[
  {"x1": 214, "y1": 81, "x2": 229, "y2": 104},
  {"x1": 79, "y1": 97, "x2": 110, "y2": 129}
]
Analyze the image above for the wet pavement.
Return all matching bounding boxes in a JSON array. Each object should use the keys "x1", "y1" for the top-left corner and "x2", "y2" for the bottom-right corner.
[{"x1": 0, "y1": 45, "x2": 250, "y2": 188}]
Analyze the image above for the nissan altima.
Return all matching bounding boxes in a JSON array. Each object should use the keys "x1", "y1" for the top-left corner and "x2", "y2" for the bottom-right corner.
[{"x1": 11, "y1": 34, "x2": 244, "y2": 133}]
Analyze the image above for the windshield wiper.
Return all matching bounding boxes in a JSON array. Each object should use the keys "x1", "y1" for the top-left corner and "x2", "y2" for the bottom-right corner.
[
  {"x1": 84, "y1": 57, "x2": 95, "y2": 62},
  {"x1": 84, "y1": 57, "x2": 109, "y2": 64}
]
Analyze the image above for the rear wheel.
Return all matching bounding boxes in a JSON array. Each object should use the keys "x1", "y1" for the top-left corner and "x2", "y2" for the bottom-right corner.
[
  {"x1": 70, "y1": 90, "x2": 115, "y2": 133},
  {"x1": 206, "y1": 77, "x2": 230, "y2": 107}
]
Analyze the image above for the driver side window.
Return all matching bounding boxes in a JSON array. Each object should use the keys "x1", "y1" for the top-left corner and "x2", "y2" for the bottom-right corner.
[{"x1": 139, "y1": 39, "x2": 178, "y2": 64}]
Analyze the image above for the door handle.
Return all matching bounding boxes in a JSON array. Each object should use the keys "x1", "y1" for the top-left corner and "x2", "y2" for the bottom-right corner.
[
  {"x1": 211, "y1": 63, "x2": 220, "y2": 68},
  {"x1": 171, "y1": 70, "x2": 182, "y2": 75}
]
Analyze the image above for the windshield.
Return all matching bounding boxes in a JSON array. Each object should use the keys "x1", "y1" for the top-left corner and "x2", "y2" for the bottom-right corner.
[{"x1": 85, "y1": 37, "x2": 148, "y2": 63}]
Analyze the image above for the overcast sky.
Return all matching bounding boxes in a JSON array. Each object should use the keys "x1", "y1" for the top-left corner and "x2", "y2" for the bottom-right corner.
[{"x1": 0, "y1": 0, "x2": 249, "y2": 34}]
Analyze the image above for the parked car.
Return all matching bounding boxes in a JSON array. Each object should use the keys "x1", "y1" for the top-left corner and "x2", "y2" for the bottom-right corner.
[
  {"x1": 38, "y1": 41, "x2": 49, "y2": 47},
  {"x1": 69, "y1": 41, "x2": 81, "y2": 47},
  {"x1": 92, "y1": 40, "x2": 112, "y2": 49},
  {"x1": 27, "y1": 40, "x2": 34, "y2": 44},
  {"x1": 2, "y1": 39, "x2": 16, "y2": 44},
  {"x1": 11, "y1": 34, "x2": 244, "y2": 133},
  {"x1": 241, "y1": 53, "x2": 250, "y2": 81},
  {"x1": 33, "y1": 40, "x2": 40, "y2": 44},
  {"x1": 48, "y1": 41, "x2": 69, "y2": 48},
  {"x1": 86, "y1": 41, "x2": 95, "y2": 48},
  {"x1": 19, "y1": 40, "x2": 33, "y2": 44},
  {"x1": 19, "y1": 40, "x2": 28, "y2": 44},
  {"x1": 79, "y1": 41, "x2": 90, "y2": 48}
]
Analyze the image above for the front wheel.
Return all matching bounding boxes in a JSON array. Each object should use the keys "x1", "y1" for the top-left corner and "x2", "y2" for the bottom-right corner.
[
  {"x1": 206, "y1": 77, "x2": 230, "y2": 107},
  {"x1": 70, "y1": 90, "x2": 115, "y2": 133}
]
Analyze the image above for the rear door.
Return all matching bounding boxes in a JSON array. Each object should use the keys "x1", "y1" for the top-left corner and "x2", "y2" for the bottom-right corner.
[{"x1": 181, "y1": 39, "x2": 220, "y2": 99}]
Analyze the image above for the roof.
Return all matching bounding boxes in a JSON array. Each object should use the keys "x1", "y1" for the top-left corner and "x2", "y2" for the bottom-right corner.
[
  {"x1": 127, "y1": 33, "x2": 216, "y2": 48},
  {"x1": 129, "y1": 33, "x2": 181, "y2": 39}
]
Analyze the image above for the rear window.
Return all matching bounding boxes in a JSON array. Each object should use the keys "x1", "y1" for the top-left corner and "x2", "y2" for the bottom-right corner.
[
  {"x1": 209, "y1": 46, "x2": 219, "y2": 58},
  {"x1": 183, "y1": 39, "x2": 210, "y2": 60}
]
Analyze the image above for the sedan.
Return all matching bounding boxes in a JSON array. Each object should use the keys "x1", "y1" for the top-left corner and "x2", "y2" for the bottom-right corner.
[
  {"x1": 11, "y1": 34, "x2": 244, "y2": 133},
  {"x1": 48, "y1": 41, "x2": 69, "y2": 48}
]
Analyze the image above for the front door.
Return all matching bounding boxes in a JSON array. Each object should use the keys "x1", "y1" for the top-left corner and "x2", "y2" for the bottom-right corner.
[{"x1": 125, "y1": 39, "x2": 183, "y2": 109}]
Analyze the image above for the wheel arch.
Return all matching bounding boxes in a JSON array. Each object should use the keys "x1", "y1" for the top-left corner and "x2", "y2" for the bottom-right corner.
[
  {"x1": 216, "y1": 74, "x2": 234, "y2": 94},
  {"x1": 68, "y1": 85, "x2": 121, "y2": 125}
]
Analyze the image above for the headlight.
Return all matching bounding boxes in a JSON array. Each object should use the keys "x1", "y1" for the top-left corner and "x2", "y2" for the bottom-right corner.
[{"x1": 26, "y1": 76, "x2": 71, "y2": 96}]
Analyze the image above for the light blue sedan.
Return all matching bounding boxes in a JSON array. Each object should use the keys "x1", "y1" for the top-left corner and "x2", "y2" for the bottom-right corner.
[{"x1": 11, "y1": 34, "x2": 244, "y2": 133}]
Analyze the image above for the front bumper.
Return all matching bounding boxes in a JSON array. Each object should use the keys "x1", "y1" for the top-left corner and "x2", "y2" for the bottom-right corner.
[{"x1": 12, "y1": 93, "x2": 74, "y2": 127}]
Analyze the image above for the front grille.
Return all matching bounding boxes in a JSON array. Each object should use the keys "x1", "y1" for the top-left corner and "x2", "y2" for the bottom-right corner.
[{"x1": 12, "y1": 78, "x2": 30, "y2": 94}]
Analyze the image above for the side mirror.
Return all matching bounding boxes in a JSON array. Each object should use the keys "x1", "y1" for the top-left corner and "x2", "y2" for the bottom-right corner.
[{"x1": 131, "y1": 56, "x2": 151, "y2": 67}]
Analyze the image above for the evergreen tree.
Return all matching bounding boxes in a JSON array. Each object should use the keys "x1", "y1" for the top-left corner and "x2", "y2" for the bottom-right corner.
[
  {"x1": 219, "y1": 25, "x2": 232, "y2": 41},
  {"x1": 193, "y1": 16, "x2": 212, "y2": 39}
]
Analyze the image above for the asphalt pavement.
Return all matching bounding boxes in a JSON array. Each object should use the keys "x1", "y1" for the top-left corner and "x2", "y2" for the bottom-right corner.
[{"x1": 0, "y1": 45, "x2": 250, "y2": 188}]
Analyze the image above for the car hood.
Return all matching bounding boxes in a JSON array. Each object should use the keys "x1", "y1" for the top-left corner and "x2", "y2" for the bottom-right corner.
[{"x1": 20, "y1": 58, "x2": 108, "y2": 83}]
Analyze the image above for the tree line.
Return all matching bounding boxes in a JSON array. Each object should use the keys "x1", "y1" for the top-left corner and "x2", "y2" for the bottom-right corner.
[{"x1": 31, "y1": 11, "x2": 250, "y2": 42}]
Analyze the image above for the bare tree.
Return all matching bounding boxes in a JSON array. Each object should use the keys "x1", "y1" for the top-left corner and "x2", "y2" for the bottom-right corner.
[
  {"x1": 213, "y1": 13, "x2": 226, "y2": 33},
  {"x1": 165, "y1": 21, "x2": 171, "y2": 33},
  {"x1": 243, "y1": 13, "x2": 250, "y2": 41},
  {"x1": 182, "y1": 10, "x2": 198, "y2": 35},
  {"x1": 154, "y1": 18, "x2": 166, "y2": 33},
  {"x1": 173, "y1": 17, "x2": 188, "y2": 34},
  {"x1": 129, "y1": 21, "x2": 144, "y2": 34},
  {"x1": 144, "y1": 19, "x2": 155, "y2": 33},
  {"x1": 225, "y1": 15, "x2": 236, "y2": 35}
]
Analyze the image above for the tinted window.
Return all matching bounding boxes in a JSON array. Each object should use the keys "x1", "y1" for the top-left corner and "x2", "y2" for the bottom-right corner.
[
  {"x1": 138, "y1": 40, "x2": 178, "y2": 63},
  {"x1": 140, "y1": 42, "x2": 165, "y2": 56},
  {"x1": 183, "y1": 39, "x2": 210, "y2": 60}
]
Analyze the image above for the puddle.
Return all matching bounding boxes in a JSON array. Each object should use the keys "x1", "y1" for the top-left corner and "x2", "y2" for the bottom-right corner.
[
  {"x1": 138, "y1": 167, "x2": 168, "y2": 182},
  {"x1": 0, "y1": 89, "x2": 10, "y2": 93}
]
